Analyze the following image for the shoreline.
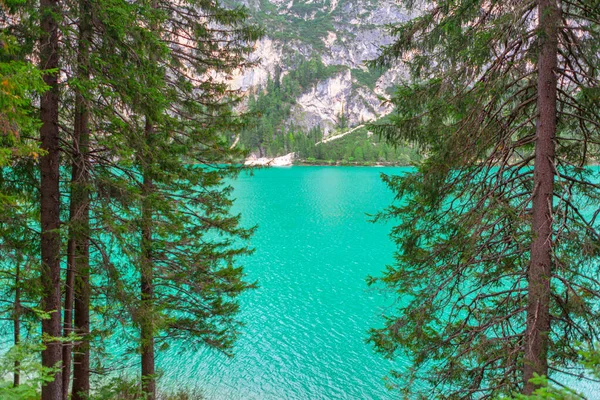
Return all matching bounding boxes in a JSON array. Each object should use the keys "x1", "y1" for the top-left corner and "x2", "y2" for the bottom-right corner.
[
  {"x1": 242, "y1": 161, "x2": 413, "y2": 168},
  {"x1": 294, "y1": 160, "x2": 412, "y2": 167},
  {"x1": 243, "y1": 152, "x2": 413, "y2": 168}
]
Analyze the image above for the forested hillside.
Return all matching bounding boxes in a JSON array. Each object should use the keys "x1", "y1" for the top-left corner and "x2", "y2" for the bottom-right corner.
[{"x1": 229, "y1": 0, "x2": 416, "y2": 163}]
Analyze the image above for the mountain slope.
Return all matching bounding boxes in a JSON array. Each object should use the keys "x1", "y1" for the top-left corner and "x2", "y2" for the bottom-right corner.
[{"x1": 229, "y1": 0, "x2": 413, "y2": 162}]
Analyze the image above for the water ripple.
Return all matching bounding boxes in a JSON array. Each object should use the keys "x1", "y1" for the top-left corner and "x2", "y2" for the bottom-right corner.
[{"x1": 160, "y1": 167, "x2": 410, "y2": 399}]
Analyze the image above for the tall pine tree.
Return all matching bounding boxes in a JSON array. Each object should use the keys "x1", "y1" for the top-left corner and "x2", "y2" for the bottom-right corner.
[
  {"x1": 39, "y1": 0, "x2": 63, "y2": 398},
  {"x1": 2, "y1": 0, "x2": 261, "y2": 397},
  {"x1": 369, "y1": 0, "x2": 600, "y2": 397}
]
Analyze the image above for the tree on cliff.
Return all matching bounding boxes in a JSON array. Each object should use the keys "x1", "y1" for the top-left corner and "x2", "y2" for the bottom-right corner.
[{"x1": 369, "y1": 0, "x2": 600, "y2": 397}]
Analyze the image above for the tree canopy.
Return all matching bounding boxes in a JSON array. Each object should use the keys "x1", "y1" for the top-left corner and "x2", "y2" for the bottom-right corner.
[
  {"x1": 0, "y1": 0, "x2": 262, "y2": 398},
  {"x1": 369, "y1": 0, "x2": 600, "y2": 397}
]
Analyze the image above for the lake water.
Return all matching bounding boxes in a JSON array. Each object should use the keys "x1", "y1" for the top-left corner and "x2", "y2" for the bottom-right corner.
[{"x1": 159, "y1": 166, "x2": 409, "y2": 399}]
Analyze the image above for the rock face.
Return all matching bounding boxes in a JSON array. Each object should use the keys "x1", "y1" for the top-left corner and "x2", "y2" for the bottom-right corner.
[
  {"x1": 245, "y1": 152, "x2": 295, "y2": 166},
  {"x1": 292, "y1": 69, "x2": 391, "y2": 135},
  {"x1": 229, "y1": 0, "x2": 411, "y2": 137},
  {"x1": 230, "y1": 37, "x2": 284, "y2": 92}
]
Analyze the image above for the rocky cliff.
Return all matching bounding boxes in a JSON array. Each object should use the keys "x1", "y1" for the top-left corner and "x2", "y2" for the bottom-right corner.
[{"x1": 230, "y1": 0, "x2": 411, "y2": 137}]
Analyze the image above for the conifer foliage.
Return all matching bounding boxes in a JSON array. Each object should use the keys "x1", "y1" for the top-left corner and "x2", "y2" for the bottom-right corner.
[
  {"x1": 369, "y1": 0, "x2": 600, "y2": 397},
  {"x1": 1, "y1": 0, "x2": 261, "y2": 398}
]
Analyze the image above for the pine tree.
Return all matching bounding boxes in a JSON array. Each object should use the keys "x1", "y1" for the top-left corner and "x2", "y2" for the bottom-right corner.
[
  {"x1": 60, "y1": 0, "x2": 261, "y2": 397},
  {"x1": 1, "y1": 0, "x2": 49, "y2": 392},
  {"x1": 369, "y1": 0, "x2": 600, "y2": 397},
  {"x1": 0, "y1": 6, "x2": 46, "y2": 167},
  {"x1": 3, "y1": 0, "x2": 261, "y2": 397},
  {"x1": 39, "y1": 0, "x2": 63, "y2": 398},
  {"x1": 63, "y1": 1, "x2": 92, "y2": 398},
  {"x1": 130, "y1": 2, "x2": 261, "y2": 396}
]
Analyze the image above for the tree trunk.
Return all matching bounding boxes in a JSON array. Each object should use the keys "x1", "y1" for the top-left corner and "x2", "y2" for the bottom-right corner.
[
  {"x1": 40, "y1": 1, "x2": 63, "y2": 399},
  {"x1": 140, "y1": 117, "x2": 156, "y2": 400},
  {"x1": 70, "y1": 1, "x2": 92, "y2": 399},
  {"x1": 140, "y1": 1, "x2": 159, "y2": 395},
  {"x1": 62, "y1": 238, "x2": 74, "y2": 399},
  {"x1": 523, "y1": 0, "x2": 559, "y2": 394},
  {"x1": 13, "y1": 262, "x2": 21, "y2": 387}
]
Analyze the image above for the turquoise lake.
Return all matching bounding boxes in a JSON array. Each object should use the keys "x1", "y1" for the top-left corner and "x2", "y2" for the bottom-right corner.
[{"x1": 159, "y1": 166, "x2": 409, "y2": 399}]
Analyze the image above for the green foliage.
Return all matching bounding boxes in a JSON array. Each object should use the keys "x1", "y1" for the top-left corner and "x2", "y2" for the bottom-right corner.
[
  {"x1": 336, "y1": 105, "x2": 348, "y2": 130},
  {"x1": 239, "y1": 57, "x2": 346, "y2": 156},
  {"x1": 297, "y1": 126, "x2": 419, "y2": 164},
  {"x1": 88, "y1": 378, "x2": 145, "y2": 400},
  {"x1": 0, "y1": 343, "x2": 58, "y2": 400},
  {"x1": 368, "y1": 0, "x2": 600, "y2": 397},
  {"x1": 157, "y1": 389, "x2": 205, "y2": 400},
  {"x1": 0, "y1": 27, "x2": 48, "y2": 178},
  {"x1": 241, "y1": 0, "x2": 335, "y2": 49},
  {"x1": 506, "y1": 375, "x2": 582, "y2": 400},
  {"x1": 1, "y1": 0, "x2": 263, "y2": 397},
  {"x1": 351, "y1": 67, "x2": 385, "y2": 90},
  {"x1": 239, "y1": 59, "x2": 417, "y2": 164},
  {"x1": 85, "y1": 0, "x2": 263, "y2": 361},
  {"x1": 503, "y1": 347, "x2": 600, "y2": 399},
  {"x1": 89, "y1": 377, "x2": 205, "y2": 400}
]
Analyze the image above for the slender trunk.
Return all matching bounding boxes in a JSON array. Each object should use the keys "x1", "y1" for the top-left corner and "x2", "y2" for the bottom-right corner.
[
  {"x1": 141, "y1": 2, "x2": 158, "y2": 396},
  {"x1": 523, "y1": 0, "x2": 559, "y2": 394},
  {"x1": 140, "y1": 118, "x2": 156, "y2": 400},
  {"x1": 70, "y1": 2, "x2": 92, "y2": 399},
  {"x1": 62, "y1": 239, "x2": 74, "y2": 399},
  {"x1": 40, "y1": 1, "x2": 63, "y2": 399},
  {"x1": 13, "y1": 263, "x2": 21, "y2": 387}
]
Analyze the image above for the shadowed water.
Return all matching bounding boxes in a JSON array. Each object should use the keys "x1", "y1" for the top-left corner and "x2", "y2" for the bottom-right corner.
[{"x1": 159, "y1": 166, "x2": 410, "y2": 399}]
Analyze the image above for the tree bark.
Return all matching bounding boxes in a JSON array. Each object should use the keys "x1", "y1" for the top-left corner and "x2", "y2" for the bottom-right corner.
[
  {"x1": 13, "y1": 262, "x2": 21, "y2": 387},
  {"x1": 523, "y1": 0, "x2": 559, "y2": 394},
  {"x1": 69, "y1": 2, "x2": 92, "y2": 399},
  {"x1": 140, "y1": 117, "x2": 156, "y2": 400},
  {"x1": 62, "y1": 238, "x2": 74, "y2": 399},
  {"x1": 40, "y1": 1, "x2": 63, "y2": 399},
  {"x1": 140, "y1": 1, "x2": 159, "y2": 395}
]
